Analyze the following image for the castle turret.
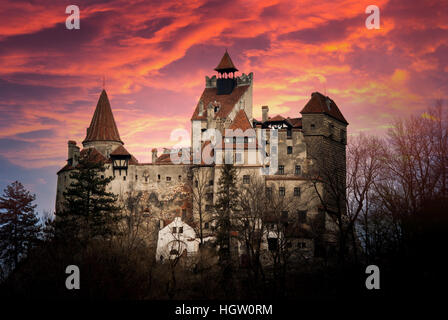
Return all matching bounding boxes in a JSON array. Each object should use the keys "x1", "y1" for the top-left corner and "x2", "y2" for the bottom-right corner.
[
  {"x1": 82, "y1": 89, "x2": 123, "y2": 157},
  {"x1": 215, "y1": 50, "x2": 238, "y2": 95}
]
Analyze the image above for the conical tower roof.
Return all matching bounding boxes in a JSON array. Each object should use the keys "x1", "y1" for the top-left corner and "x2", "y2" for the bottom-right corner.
[
  {"x1": 83, "y1": 90, "x2": 123, "y2": 144},
  {"x1": 214, "y1": 50, "x2": 238, "y2": 73}
]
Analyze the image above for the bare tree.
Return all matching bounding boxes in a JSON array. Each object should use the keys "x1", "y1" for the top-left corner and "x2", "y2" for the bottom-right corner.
[{"x1": 184, "y1": 165, "x2": 213, "y2": 245}]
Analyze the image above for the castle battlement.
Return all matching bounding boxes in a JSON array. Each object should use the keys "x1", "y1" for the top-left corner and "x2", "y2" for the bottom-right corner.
[{"x1": 205, "y1": 72, "x2": 253, "y2": 88}]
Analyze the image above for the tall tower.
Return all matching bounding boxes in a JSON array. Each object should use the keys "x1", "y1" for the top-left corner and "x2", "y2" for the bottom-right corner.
[
  {"x1": 82, "y1": 89, "x2": 123, "y2": 157},
  {"x1": 300, "y1": 92, "x2": 348, "y2": 215}
]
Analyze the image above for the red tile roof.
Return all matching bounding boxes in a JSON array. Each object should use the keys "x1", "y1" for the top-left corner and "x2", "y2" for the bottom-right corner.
[
  {"x1": 214, "y1": 51, "x2": 238, "y2": 73},
  {"x1": 287, "y1": 117, "x2": 302, "y2": 128},
  {"x1": 300, "y1": 92, "x2": 348, "y2": 124},
  {"x1": 191, "y1": 85, "x2": 250, "y2": 121},
  {"x1": 110, "y1": 145, "x2": 130, "y2": 156},
  {"x1": 83, "y1": 90, "x2": 123, "y2": 144},
  {"x1": 228, "y1": 109, "x2": 253, "y2": 131},
  {"x1": 155, "y1": 151, "x2": 190, "y2": 165},
  {"x1": 269, "y1": 114, "x2": 286, "y2": 122},
  {"x1": 57, "y1": 148, "x2": 108, "y2": 174}
]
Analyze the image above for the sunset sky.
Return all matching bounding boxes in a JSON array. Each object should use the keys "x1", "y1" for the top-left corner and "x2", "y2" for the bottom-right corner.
[{"x1": 0, "y1": 0, "x2": 447, "y2": 213}]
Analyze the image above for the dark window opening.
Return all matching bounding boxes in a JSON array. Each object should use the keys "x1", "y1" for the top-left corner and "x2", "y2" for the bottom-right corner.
[
  {"x1": 279, "y1": 187, "x2": 285, "y2": 196},
  {"x1": 172, "y1": 227, "x2": 177, "y2": 233},
  {"x1": 287, "y1": 128, "x2": 292, "y2": 139},
  {"x1": 123, "y1": 176, "x2": 126, "y2": 181},
  {"x1": 295, "y1": 165, "x2": 301, "y2": 175},
  {"x1": 268, "y1": 238, "x2": 278, "y2": 251},
  {"x1": 287, "y1": 146, "x2": 293, "y2": 154},
  {"x1": 204, "y1": 222, "x2": 209, "y2": 229},
  {"x1": 135, "y1": 175, "x2": 138, "y2": 180},
  {"x1": 178, "y1": 227, "x2": 183, "y2": 234},
  {"x1": 278, "y1": 165, "x2": 284, "y2": 175},
  {"x1": 243, "y1": 175, "x2": 250, "y2": 184},
  {"x1": 294, "y1": 187, "x2": 300, "y2": 197},
  {"x1": 298, "y1": 210, "x2": 307, "y2": 224},
  {"x1": 166, "y1": 176, "x2": 171, "y2": 181}
]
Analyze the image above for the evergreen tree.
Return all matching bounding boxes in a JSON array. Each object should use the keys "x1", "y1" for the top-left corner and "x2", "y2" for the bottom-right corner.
[
  {"x1": 56, "y1": 149, "x2": 121, "y2": 243},
  {"x1": 0, "y1": 181, "x2": 41, "y2": 271},
  {"x1": 214, "y1": 164, "x2": 238, "y2": 274}
]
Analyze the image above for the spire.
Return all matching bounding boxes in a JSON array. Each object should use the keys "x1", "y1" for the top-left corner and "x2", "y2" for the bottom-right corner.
[
  {"x1": 83, "y1": 90, "x2": 123, "y2": 144},
  {"x1": 214, "y1": 50, "x2": 238, "y2": 73}
]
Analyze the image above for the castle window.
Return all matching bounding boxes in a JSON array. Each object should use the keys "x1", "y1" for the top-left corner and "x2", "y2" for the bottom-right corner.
[
  {"x1": 135, "y1": 175, "x2": 138, "y2": 180},
  {"x1": 295, "y1": 165, "x2": 301, "y2": 175},
  {"x1": 178, "y1": 175, "x2": 182, "y2": 181},
  {"x1": 294, "y1": 187, "x2": 301, "y2": 197},
  {"x1": 243, "y1": 175, "x2": 250, "y2": 184},
  {"x1": 268, "y1": 238, "x2": 278, "y2": 251},
  {"x1": 204, "y1": 222, "x2": 209, "y2": 229},
  {"x1": 195, "y1": 180, "x2": 198, "y2": 187},
  {"x1": 172, "y1": 227, "x2": 177, "y2": 233},
  {"x1": 278, "y1": 165, "x2": 284, "y2": 175},
  {"x1": 287, "y1": 146, "x2": 293, "y2": 154},
  {"x1": 298, "y1": 242, "x2": 306, "y2": 249},
  {"x1": 170, "y1": 249, "x2": 179, "y2": 255},
  {"x1": 178, "y1": 227, "x2": 183, "y2": 234},
  {"x1": 123, "y1": 176, "x2": 126, "y2": 181},
  {"x1": 182, "y1": 209, "x2": 186, "y2": 219},
  {"x1": 279, "y1": 187, "x2": 285, "y2": 196},
  {"x1": 311, "y1": 124, "x2": 315, "y2": 129},
  {"x1": 101, "y1": 175, "x2": 104, "y2": 179},
  {"x1": 166, "y1": 176, "x2": 171, "y2": 182},
  {"x1": 209, "y1": 180, "x2": 213, "y2": 186},
  {"x1": 287, "y1": 128, "x2": 292, "y2": 139},
  {"x1": 145, "y1": 177, "x2": 148, "y2": 182},
  {"x1": 298, "y1": 210, "x2": 307, "y2": 224},
  {"x1": 157, "y1": 174, "x2": 160, "y2": 180}
]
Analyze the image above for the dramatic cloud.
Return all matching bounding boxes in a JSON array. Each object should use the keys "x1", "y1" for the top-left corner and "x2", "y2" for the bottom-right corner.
[{"x1": 0, "y1": 0, "x2": 447, "y2": 211}]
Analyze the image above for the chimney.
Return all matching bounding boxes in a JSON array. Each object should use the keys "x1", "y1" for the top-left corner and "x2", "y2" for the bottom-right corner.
[
  {"x1": 152, "y1": 148, "x2": 158, "y2": 163},
  {"x1": 68, "y1": 141, "x2": 80, "y2": 166},
  {"x1": 262, "y1": 106, "x2": 269, "y2": 122}
]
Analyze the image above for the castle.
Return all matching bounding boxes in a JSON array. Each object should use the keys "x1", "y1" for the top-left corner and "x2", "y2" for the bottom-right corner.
[{"x1": 56, "y1": 51, "x2": 348, "y2": 262}]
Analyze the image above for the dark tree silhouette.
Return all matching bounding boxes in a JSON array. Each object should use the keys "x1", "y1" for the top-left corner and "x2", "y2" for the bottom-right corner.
[
  {"x1": 54, "y1": 149, "x2": 122, "y2": 243},
  {"x1": 0, "y1": 181, "x2": 41, "y2": 272}
]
